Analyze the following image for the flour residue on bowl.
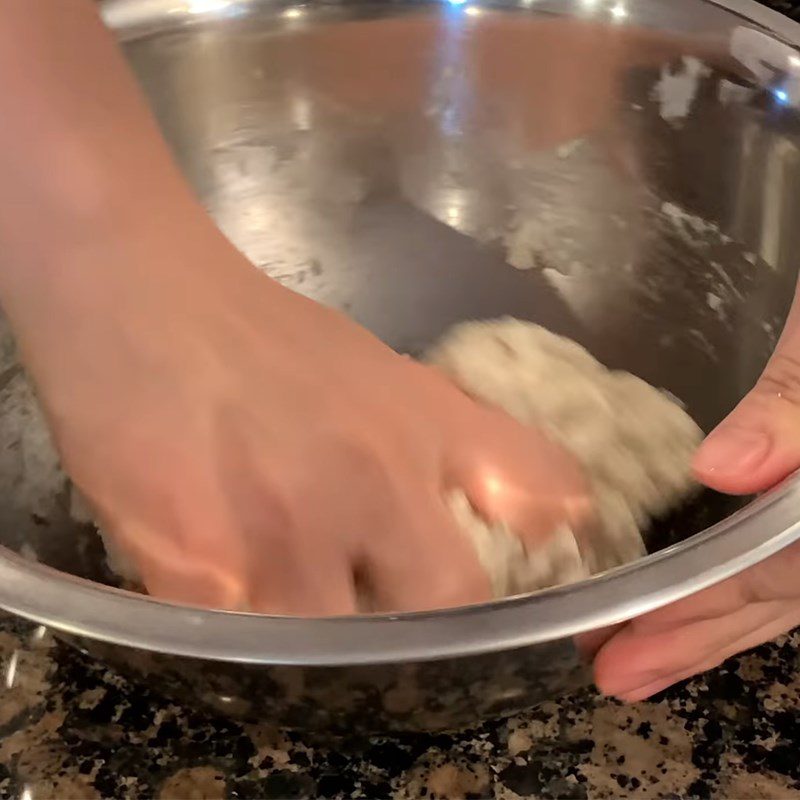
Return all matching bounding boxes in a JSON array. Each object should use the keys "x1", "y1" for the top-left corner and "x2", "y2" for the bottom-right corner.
[
  {"x1": 651, "y1": 56, "x2": 710, "y2": 125},
  {"x1": 204, "y1": 118, "x2": 367, "y2": 291},
  {"x1": 499, "y1": 139, "x2": 645, "y2": 285},
  {"x1": 660, "y1": 201, "x2": 732, "y2": 247}
]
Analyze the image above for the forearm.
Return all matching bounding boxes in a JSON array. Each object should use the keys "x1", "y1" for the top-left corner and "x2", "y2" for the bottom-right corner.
[
  {"x1": 0, "y1": 0, "x2": 258, "y2": 392},
  {"x1": 0, "y1": 1, "x2": 209, "y2": 318}
]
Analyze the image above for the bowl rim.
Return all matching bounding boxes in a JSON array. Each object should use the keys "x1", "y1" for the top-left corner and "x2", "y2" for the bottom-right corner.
[
  {"x1": 2, "y1": 0, "x2": 800, "y2": 666},
  {"x1": 1, "y1": 475, "x2": 800, "y2": 664}
]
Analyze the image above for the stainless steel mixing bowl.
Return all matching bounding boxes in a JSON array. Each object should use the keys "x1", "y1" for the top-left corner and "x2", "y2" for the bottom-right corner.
[{"x1": 1, "y1": 0, "x2": 800, "y2": 733}]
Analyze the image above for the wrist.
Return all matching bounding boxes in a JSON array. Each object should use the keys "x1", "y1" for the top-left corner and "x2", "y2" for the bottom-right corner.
[{"x1": 0, "y1": 160, "x2": 216, "y2": 312}]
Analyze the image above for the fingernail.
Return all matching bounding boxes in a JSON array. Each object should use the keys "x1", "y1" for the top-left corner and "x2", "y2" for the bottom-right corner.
[{"x1": 693, "y1": 427, "x2": 771, "y2": 476}]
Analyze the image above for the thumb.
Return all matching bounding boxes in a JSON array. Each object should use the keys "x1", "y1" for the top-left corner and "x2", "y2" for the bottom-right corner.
[{"x1": 693, "y1": 301, "x2": 800, "y2": 494}]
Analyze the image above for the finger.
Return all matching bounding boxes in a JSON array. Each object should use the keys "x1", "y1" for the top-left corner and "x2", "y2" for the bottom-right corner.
[
  {"x1": 212, "y1": 452, "x2": 359, "y2": 617},
  {"x1": 241, "y1": 494, "x2": 359, "y2": 616},
  {"x1": 693, "y1": 281, "x2": 800, "y2": 493},
  {"x1": 594, "y1": 571, "x2": 760, "y2": 693},
  {"x1": 594, "y1": 599, "x2": 792, "y2": 698},
  {"x1": 113, "y1": 512, "x2": 358, "y2": 616},
  {"x1": 617, "y1": 604, "x2": 800, "y2": 702},
  {"x1": 102, "y1": 515, "x2": 249, "y2": 611},
  {"x1": 574, "y1": 623, "x2": 624, "y2": 662},
  {"x1": 85, "y1": 478, "x2": 252, "y2": 610},
  {"x1": 248, "y1": 547, "x2": 358, "y2": 617},
  {"x1": 620, "y1": 543, "x2": 800, "y2": 632},
  {"x1": 137, "y1": 551, "x2": 247, "y2": 611},
  {"x1": 743, "y1": 540, "x2": 800, "y2": 603},
  {"x1": 592, "y1": 570, "x2": 754, "y2": 695},
  {"x1": 448, "y1": 409, "x2": 591, "y2": 543},
  {"x1": 595, "y1": 544, "x2": 800, "y2": 695},
  {"x1": 361, "y1": 488, "x2": 492, "y2": 613}
]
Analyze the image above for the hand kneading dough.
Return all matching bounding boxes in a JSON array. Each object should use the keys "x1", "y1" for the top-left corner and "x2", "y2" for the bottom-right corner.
[
  {"x1": 429, "y1": 318, "x2": 703, "y2": 596},
  {"x1": 91, "y1": 318, "x2": 703, "y2": 606}
]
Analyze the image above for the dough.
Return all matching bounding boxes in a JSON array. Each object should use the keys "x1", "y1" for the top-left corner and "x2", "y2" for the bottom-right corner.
[
  {"x1": 429, "y1": 318, "x2": 703, "y2": 595},
  {"x1": 91, "y1": 317, "x2": 703, "y2": 605}
]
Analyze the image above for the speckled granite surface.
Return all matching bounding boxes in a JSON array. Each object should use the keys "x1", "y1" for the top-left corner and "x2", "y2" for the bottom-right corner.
[{"x1": 1, "y1": 611, "x2": 799, "y2": 799}]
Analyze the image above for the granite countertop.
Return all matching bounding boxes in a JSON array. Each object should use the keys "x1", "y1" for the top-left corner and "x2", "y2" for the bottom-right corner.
[{"x1": 0, "y1": 610, "x2": 799, "y2": 799}]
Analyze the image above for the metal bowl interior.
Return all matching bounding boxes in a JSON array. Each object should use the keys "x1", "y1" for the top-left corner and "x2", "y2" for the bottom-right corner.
[{"x1": 2, "y1": 0, "x2": 800, "y2": 670}]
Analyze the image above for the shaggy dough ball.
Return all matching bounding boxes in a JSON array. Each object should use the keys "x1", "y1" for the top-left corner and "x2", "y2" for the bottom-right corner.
[{"x1": 429, "y1": 318, "x2": 703, "y2": 594}]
